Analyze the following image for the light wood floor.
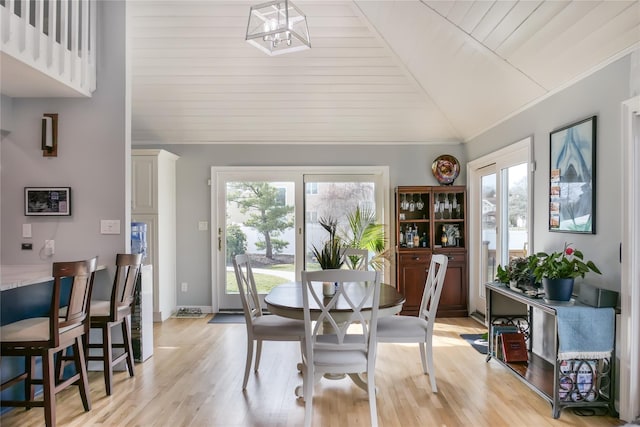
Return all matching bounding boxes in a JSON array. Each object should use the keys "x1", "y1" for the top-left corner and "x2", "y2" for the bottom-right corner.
[{"x1": 1, "y1": 317, "x2": 622, "y2": 427}]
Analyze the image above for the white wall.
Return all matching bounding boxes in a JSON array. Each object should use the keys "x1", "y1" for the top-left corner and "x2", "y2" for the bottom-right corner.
[
  {"x1": 466, "y1": 54, "x2": 632, "y2": 295},
  {"x1": 1, "y1": 2, "x2": 128, "y2": 280},
  {"x1": 133, "y1": 143, "x2": 466, "y2": 307}
]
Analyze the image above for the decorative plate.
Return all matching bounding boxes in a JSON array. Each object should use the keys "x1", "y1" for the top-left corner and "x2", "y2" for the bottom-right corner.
[{"x1": 431, "y1": 154, "x2": 460, "y2": 185}]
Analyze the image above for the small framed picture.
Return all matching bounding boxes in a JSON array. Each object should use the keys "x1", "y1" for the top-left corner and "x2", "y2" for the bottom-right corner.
[{"x1": 25, "y1": 187, "x2": 71, "y2": 216}]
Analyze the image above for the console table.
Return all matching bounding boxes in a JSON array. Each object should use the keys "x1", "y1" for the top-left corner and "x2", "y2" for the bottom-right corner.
[{"x1": 485, "y1": 282, "x2": 616, "y2": 419}]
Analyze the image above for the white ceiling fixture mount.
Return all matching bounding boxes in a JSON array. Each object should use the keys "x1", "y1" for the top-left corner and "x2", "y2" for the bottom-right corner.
[{"x1": 245, "y1": 0, "x2": 311, "y2": 56}]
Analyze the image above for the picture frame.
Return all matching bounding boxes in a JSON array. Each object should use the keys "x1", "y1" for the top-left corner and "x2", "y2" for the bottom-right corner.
[
  {"x1": 549, "y1": 116, "x2": 596, "y2": 233},
  {"x1": 25, "y1": 187, "x2": 71, "y2": 216}
]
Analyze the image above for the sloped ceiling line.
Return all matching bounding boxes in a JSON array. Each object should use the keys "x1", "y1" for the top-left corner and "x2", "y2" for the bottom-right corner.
[
  {"x1": 419, "y1": 0, "x2": 548, "y2": 92},
  {"x1": 352, "y1": 0, "x2": 463, "y2": 140}
]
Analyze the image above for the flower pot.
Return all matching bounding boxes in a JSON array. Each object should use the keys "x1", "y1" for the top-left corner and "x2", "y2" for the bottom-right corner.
[
  {"x1": 322, "y1": 281, "x2": 336, "y2": 297},
  {"x1": 542, "y1": 278, "x2": 575, "y2": 302}
]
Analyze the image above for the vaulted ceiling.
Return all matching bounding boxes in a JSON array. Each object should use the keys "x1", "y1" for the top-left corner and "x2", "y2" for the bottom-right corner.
[{"x1": 127, "y1": 0, "x2": 640, "y2": 145}]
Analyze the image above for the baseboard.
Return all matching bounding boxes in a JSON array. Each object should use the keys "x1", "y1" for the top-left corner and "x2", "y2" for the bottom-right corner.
[{"x1": 469, "y1": 310, "x2": 486, "y2": 325}]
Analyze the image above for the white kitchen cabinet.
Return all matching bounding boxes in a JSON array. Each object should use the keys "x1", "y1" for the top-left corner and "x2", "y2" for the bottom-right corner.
[{"x1": 132, "y1": 149, "x2": 179, "y2": 322}]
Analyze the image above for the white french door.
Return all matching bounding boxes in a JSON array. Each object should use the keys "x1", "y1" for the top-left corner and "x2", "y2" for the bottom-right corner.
[
  {"x1": 211, "y1": 166, "x2": 389, "y2": 312},
  {"x1": 468, "y1": 137, "x2": 532, "y2": 316}
]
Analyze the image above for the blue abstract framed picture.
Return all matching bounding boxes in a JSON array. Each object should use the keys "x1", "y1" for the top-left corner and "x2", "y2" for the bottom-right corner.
[{"x1": 549, "y1": 116, "x2": 596, "y2": 234}]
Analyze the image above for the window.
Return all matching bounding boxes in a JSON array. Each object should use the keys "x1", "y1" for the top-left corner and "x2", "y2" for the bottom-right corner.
[{"x1": 211, "y1": 166, "x2": 389, "y2": 311}]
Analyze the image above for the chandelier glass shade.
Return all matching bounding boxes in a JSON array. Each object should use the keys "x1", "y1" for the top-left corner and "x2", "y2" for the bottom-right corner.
[{"x1": 245, "y1": 0, "x2": 311, "y2": 56}]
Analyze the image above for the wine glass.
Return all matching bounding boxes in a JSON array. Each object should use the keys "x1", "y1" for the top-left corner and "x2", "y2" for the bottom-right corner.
[
  {"x1": 401, "y1": 193, "x2": 408, "y2": 210},
  {"x1": 416, "y1": 194, "x2": 424, "y2": 210},
  {"x1": 409, "y1": 194, "x2": 415, "y2": 212}
]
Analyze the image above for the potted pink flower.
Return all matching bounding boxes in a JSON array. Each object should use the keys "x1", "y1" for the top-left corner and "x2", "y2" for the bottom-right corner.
[{"x1": 530, "y1": 243, "x2": 601, "y2": 301}]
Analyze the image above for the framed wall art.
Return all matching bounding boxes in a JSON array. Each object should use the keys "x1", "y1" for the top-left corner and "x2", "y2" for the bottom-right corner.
[
  {"x1": 548, "y1": 116, "x2": 596, "y2": 233},
  {"x1": 25, "y1": 187, "x2": 71, "y2": 216}
]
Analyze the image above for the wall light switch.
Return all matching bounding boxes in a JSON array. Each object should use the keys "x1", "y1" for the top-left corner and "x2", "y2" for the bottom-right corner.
[
  {"x1": 198, "y1": 221, "x2": 208, "y2": 231},
  {"x1": 22, "y1": 224, "x2": 32, "y2": 238},
  {"x1": 100, "y1": 220, "x2": 121, "y2": 235}
]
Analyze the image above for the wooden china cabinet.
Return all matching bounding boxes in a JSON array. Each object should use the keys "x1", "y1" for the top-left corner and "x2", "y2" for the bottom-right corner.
[{"x1": 395, "y1": 186, "x2": 468, "y2": 317}]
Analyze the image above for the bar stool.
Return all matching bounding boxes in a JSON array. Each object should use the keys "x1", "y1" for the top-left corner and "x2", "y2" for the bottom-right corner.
[
  {"x1": 0, "y1": 257, "x2": 98, "y2": 427},
  {"x1": 87, "y1": 253, "x2": 142, "y2": 395}
]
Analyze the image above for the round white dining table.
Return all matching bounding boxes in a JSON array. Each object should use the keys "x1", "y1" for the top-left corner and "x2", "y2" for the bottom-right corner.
[{"x1": 264, "y1": 281, "x2": 405, "y2": 320}]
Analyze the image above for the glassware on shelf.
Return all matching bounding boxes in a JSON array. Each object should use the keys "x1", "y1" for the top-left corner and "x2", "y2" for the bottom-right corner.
[
  {"x1": 452, "y1": 195, "x2": 458, "y2": 218},
  {"x1": 416, "y1": 194, "x2": 424, "y2": 210},
  {"x1": 409, "y1": 194, "x2": 415, "y2": 212},
  {"x1": 443, "y1": 194, "x2": 451, "y2": 219},
  {"x1": 400, "y1": 193, "x2": 408, "y2": 210},
  {"x1": 434, "y1": 200, "x2": 441, "y2": 219}
]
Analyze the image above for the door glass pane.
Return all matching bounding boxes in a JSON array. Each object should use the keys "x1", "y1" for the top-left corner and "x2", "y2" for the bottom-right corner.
[
  {"x1": 304, "y1": 181, "x2": 376, "y2": 270},
  {"x1": 481, "y1": 173, "x2": 497, "y2": 284},
  {"x1": 506, "y1": 164, "x2": 529, "y2": 260},
  {"x1": 225, "y1": 181, "x2": 296, "y2": 295}
]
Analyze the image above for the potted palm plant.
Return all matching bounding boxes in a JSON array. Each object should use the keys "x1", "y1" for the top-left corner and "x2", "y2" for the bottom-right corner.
[
  {"x1": 530, "y1": 243, "x2": 601, "y2": 301},
  {"x1": 340, "y1": 206, "x2": 388, "y2": 271}
]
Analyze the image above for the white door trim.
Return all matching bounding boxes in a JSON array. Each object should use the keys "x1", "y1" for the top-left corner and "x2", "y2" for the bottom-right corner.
[
  {"x1": 619, "y1": 95, "x2": 640, "y2": 422},
  {"x1": 209, "y1": 166, "x2": 390, "y2": 313},
  {"x1": 467, "y1": 137, "x2": 533, "y2": 316}
]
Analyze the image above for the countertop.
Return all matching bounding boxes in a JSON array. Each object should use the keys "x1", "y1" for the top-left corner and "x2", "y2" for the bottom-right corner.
[{"x1": 1, "y1": 264, "x2": 106, "y2": 291}]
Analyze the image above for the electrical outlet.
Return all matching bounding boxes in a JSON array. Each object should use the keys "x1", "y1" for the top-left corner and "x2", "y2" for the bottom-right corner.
[
  {"x1": 44, "y1": 240, "x2": 55, "y2": 256},
  {"x1": 198, "y1": 221, "x2": 208, "y2": 231},
  {"x1": 181, "y1": 282, "x2": 188, "y2": 292},
  {"x1": 21, "y1": 243, "x2": 33, "y2": 250}
]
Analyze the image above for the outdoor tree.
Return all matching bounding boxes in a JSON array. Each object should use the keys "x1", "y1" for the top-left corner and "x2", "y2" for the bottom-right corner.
[
  {"x1": 226, "y1": 223, "x2": 247, "y2": 264},
  {"x1": 229, "y1": 182, "x2": 294, "y2": 259}
]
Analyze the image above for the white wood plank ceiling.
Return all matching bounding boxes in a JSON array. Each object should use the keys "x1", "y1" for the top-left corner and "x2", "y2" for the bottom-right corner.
[{"x1": 129, "y1": 0, "x2": 640, "y2": 145}]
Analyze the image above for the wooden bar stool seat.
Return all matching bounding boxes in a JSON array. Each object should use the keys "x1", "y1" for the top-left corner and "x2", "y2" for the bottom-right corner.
[
  {"x1": 0, "y1": 257, "x2": 98, "y2": 427},
  {"x1": 87, "y1": 253, "x2": 142, "y2": 395}
]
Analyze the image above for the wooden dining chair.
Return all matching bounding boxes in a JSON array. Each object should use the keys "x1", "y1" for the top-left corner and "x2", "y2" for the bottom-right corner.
[
  {"x1": 87, "y1": 253, "x2": 142, "y2": 395},
  {"x1": 342, "y1": 248, "x2": 369, "y2": 270},
  {"x1": 376, "y1": 253, "x2": 448, "y2": 392},
  {"x1": 0, "y1": 257, "x2": 98, "y2": 427},
  {"x1": 232, "y1": 254, "x2": 305, "y2": 390},
  {"x1": 300, "y1": 269, "x2": 382, "y2": 427}
]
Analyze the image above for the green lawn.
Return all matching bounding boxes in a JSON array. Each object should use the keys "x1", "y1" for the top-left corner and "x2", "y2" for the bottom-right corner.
[
  {"x1": 226, "y1": 271, "x2": 289, "y2": 294},
  {"x1": 267, "y1": 264, "x2": 295, "y2": 272},
  {"x1": 226, "y1": 262, "x2": 323, "y2": 293}
]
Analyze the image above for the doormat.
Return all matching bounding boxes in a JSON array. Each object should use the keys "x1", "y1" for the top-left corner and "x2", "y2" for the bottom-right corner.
[
  {"x1": 460, "y1": 333, "x2": 488, "y2": 355},
  {"x1": 208, "y1": 313, "x2": 245, "y2": 324},
  {"x1": 173, "y1": 308, "x2": 206, "y2": 318}
]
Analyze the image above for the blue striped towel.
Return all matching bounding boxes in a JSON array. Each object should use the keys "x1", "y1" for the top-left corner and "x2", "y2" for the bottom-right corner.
[{"x1": 554, "y1": 305, "x2": 614, "y2": 360}]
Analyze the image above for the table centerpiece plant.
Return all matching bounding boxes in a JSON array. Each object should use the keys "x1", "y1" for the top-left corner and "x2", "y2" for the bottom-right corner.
[
  {"x1": 530, "y1": 243, "x2": 601, "y2": 301},
  {"x1": 311, "y1": 216, "x2": 345, "y2": 270},
  {"x1": 310, "y1": 217, "x2": 345, "y2": 296}
]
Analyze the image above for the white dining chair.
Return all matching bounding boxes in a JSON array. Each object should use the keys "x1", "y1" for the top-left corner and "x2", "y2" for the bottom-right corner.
[
  {"x1": 342, "y1": 248, "x2": 369, "y2": 270},
  {"x1": 300, "y1": 269, "x2": 381, "y2": 427},
  {"x1": 376, "y1": 253, "x2": 448, "y2": 393},
  {"x1": 232, "y1": 254, "x2": 305, "y2": 390}
]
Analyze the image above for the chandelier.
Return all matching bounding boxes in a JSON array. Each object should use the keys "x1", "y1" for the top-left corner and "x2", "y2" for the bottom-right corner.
[{"x1": 245, "y1": 0, "x2": 311, "y2": 56}]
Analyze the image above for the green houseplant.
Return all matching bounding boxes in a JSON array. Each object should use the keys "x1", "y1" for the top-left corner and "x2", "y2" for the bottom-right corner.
[
  {"x1": 310, "y1": 216, "x2": 345, "y2": 270},
  {"x1": 530, "y1": 243, "x2": 601, "y2": 301},
  {"x1": 339, "y1": 206, "x2": 388, "y2": 271},
  {"x1": 496, "y1": 256, "x2": 536, "y2": 289}
]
